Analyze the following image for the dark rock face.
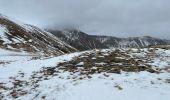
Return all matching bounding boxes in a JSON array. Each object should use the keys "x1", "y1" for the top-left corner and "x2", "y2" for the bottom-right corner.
[
  {"x1": 48, "y1": 30, "x2": 107, "y2": 51},
  {"x1": 0, "y1": 15, "x2": 77, "y2": 55},
  {"x1": 47, "y1": 29, "x2": 170, "y2": 51}
]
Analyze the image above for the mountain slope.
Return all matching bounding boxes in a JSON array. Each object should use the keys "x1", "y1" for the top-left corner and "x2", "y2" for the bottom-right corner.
[
  {"x1": 92, "y1": 35, "x2": 169, "y2": 48},
  {"x1": 0, "y1": 14, "x2": 77, "y2": 55},
  {"x1": 48, "y1": 29, "x2": 107, "y2": 51},
  {"x1": 48, "y1": 29, "x2": 170, "y2": 50}
]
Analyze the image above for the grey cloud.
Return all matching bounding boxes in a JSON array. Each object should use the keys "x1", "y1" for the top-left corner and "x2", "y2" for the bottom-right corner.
[{"x1": 0, "y1": 0, "x2": 170, "y2": 39}]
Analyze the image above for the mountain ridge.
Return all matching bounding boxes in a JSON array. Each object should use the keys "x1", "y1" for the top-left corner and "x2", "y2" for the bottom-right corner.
[
  {"x1": 47, "y1": 29, "x2": 170, "y2": 51},
  {"x1": 0, "y1": 14, "x2": 77, "y2": 55}
]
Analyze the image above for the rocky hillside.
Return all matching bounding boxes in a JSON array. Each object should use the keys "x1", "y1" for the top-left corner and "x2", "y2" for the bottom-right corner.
[
  {"x1": 93, "y1": 35, "x2": 170, "y2": 48},
  {"x1": 0, "y1": 14, "x2": 77, "y2": 55},
  {"x1": 48, "y1": 29, "x2": 170, "y2": 51},
  {"x1": 48, "y1": 29, "x2": 107, "y2": 51}
]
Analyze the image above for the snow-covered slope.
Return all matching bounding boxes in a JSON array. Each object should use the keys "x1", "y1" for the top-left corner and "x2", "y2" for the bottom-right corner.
[
  {"x1": 0, "y1": 14, "x2": 77, "y2": 55},
  {"x1": 0, "y1": 48, "x2": 170, "y2": 100},
  {"x1": 47, "y1": 29, "x2": 170, "y2": 51}
]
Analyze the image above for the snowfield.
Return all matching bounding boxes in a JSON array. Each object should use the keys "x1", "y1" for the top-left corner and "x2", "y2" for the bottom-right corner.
[{"x1": 0, "y1": 48, "x2": 170, "y2": 100}]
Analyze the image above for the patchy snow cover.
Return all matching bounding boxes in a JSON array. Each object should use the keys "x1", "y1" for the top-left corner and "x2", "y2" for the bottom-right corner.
[
  {"x1": 76, "y1": 62, "x2": 84, "y2": 66},
  {"x1": 0, "y1": 14, "x2": 77, "y2": 55},
  {"x1": 0, "y1": 48, "x2": 170, "y2": 100},
  {"x1": 0, "y1": 51, "x2": 81, "y2": 79},
  {"x1": 0, "y1": 49, "x2": 30, "y2": 56},
  {"x1": 0, "y1": 24, "x2": 25, "y2": 44},
  {"x1": 0, "y1": 25, "x2": 6, "y2": 36},
  {"x1": 0, "y1": 14, "x2": 25, "y2": 26},
  {"x1": 0, "y1": 25, "x2": 12, "y2": 44}
]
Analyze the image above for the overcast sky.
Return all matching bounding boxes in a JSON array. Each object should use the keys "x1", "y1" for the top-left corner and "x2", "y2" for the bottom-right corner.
[{"x1": 0, "y1": 0, "x2": 170, "y2": 39}]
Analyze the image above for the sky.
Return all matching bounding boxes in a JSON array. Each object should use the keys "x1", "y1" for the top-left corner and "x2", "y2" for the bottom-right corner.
[{"x1": 0, "y1": 0, "x2": 170, "y2": 39}]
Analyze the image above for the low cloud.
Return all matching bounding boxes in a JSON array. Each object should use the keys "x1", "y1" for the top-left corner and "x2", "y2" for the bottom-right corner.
[{"x1": 0, "y1": 0, "x2": 170, "y2": 39}]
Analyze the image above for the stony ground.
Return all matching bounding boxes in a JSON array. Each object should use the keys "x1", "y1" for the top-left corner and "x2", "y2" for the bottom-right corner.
[{"x1": 0, "y1": 48, "x2": 170, "y2": 100}]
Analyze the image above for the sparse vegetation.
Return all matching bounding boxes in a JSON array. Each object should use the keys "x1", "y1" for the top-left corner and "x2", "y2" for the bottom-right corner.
[{"x1": 57, "y1": 49, "x2": 161, "y2": 76}]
